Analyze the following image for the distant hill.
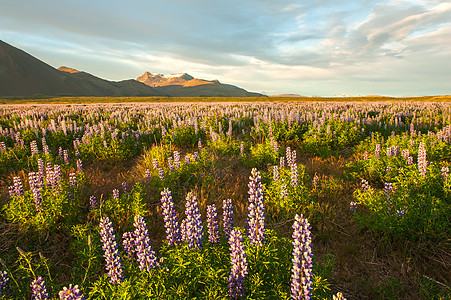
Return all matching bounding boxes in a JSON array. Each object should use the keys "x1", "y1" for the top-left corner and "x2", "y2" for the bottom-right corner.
[
  {"x1": 270, "y1": 94, "x2": 307, "y2": 98},
  {"x1": 0, "y1": 40, "x2": 163, "y2": 97},
  {"x1": 137, "y1": 72, "x2": 265, "y2": 97}
]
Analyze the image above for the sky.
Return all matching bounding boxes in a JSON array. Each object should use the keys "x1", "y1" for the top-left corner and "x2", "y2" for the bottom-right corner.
[{"x1": 1, "y1": 0, "x2": 450, "y2": 96}]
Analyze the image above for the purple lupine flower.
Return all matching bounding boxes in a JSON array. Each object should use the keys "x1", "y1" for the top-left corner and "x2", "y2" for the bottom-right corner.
[
  {"x1": 122, "y1": 182, "x2": 127, "y2": 194},
  {"x1": 76, "y1": 159, "x2": 83, "y2": 173},
  {"x1": 133, "y1": 215, "x2": 158, "y2": 271},
  {"x1": 28, "y1": 172, "x2": 37, "y2": 190},
  {"x1": 152, "y1": 158, "x2": 158, "y2": 169},
  {"x1": 54, "y1": 165, "x2": 62, "y2": 185},
  {"x1": 280, "y1": 156, "x2": 285, "y2": 168},
  {"x1": 286, "y1": 147, "x2": 292, "y2": 165},
  {"x1": 407, "y1": 156, "x2": 413, "y2": 165},
  {"x1": 8, "y1": 186, "x2": 14, "y2": 198},
  {"x1": 145, "y1": 169, "x2": 151, "y2": 182},
  {"x1": 363, "y1": 152, "x2": 368, "y2": 160},
  {"x1": 280, "y1": 184, "x2": 288, "y2": 199},
  {"x1": 193, "y1": 151, "x2": 199, "y2": 162},
  {"x1": 291, "y1": 150, "x2": 297, "y2": 165},
  {"x1": 168, "y1": 157, "x2": 174, "y2": 173},
  {"x1": 198, "y1": 139, "x2": 202, "y2": 151},
  {"x1": 333, "y1": 292, "x2": 347, "y2": 300},
  {"x1": 31, "y1": 276, "x2": 49, "y2": 300},
  {"x1": 384, "y1": 183, "x2": 393, "y2": 196},
  {"x1": 160, "y1": 188, "x2": 181, "y2": 246},
  {"x1": 113, "y1": 189, "x2": 119, "y2": 200},
  {"x1": 69, "y1": 173, "x2": 77, "y2": 187},
  {"x1": 75, "y1": 150, "x2": 80, "y2": 159},
  {"x1": 13, "y1": 176, "x2": 24, "y2": 196},
  {"x1": 0, "y1": 270, "x2": 9, "y2": 293},
  {"x1": 291, "y1": 164, "x2": 298, "y2": 187},
  {"x1": 207, "y1": 204, "x2": 220, "y2": 244},
  {"x1": 247, "y1": 168, "x2": 266, "y2": 246},
  {"x1": 180, "y1": 218, "x2": 187, "y2": 242},
  {"x1": 386, "y1": 166, "x2": 391, "y2": 173},
  {"x1": 32, "y1": 188, "x2": 43, "y2": 212},
  {"x1": 122, "y1": 231, "x2": 136, "y2": 259},
  {"x1": 30, "y1": 140, "x2": 39, "y2": 156},
  {"x1": 174, "y1": 151, "x2": 181, "y2": 169},
  {"x1": 185, "y1": 155, "x2": 190, "y2": 165},
  {"x1": 158, "y1": 168, "x2": 165, "y2": 180},
  {"x1": 227, "y1": 229, "x2": 248, "y2": 300},
  {"x1": 184, "y1": 192, "x2": 203, "y2": 249},
  {"x1": 38, "y1": 158, "x2": 44, "y2": 175},
  {"x1": 396, "y1": 209, "x2": 405, "y2": 217},
  {"x1": 418, "y1": 142, "x2": 427, "y2": 176},
  {"x1": 291, "y1": 214, "x2": 313, "y2": 300},
  {"x1": 350, "y1": 201, "x2": 357, "y2": 212},
  {"x1": 361, "y1": 179, "x2": 369, "y2": 192},
  {"x1": 63, "y1": 149, "x2": 69, "y2": 164},
  {"x1": 89, "y1": 195, "x2": 97, "y2": 210},
  {"x1": 240, "y1": 143, "x2": 244, "y2": 155},
  {"x1": 223, "y1": 199, "x2": 234, "y2": 239},
  {"x1": 58, "y1": 284, "x2": 85, "y2": 300},
  {"x1": 99, "y1": 217, "x2": 124, "y2": 284},
  {"x1": 441, "y1": 166, "x2": 449, "y2": 181},
  {"x1": 273, "y1": 166, "x2": 279, "y2": 182},
  {"x1": 375, "y1": 144, "x2": 380, "y2": 159}
]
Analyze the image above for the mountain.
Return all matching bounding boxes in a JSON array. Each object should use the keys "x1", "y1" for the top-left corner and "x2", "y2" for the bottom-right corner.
[
  {"x1": 137, "y1": 72, "x2": 264, "y2": 97},
  {"x1": 0, "y1": 40, "x2": 163, "y2": 97}
]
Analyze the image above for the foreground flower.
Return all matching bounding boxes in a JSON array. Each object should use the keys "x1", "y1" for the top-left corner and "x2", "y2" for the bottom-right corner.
[
  {"x1": 184, "y1": 192, "x2": 203, "y2": 249},
  {"x1": 160, "y1": 188, "x2": 181, "y2": 246},
  {"x1": 99, "y1": 217, "x2": 124, "y2": 284},
  {"x1": 122, "y1": 231, "x2": 136, "y2": 259},
  {"x1": 223, "y1": 199, "x2": 234, "y2": 238},
  {"x1": 291, "y1": 214, "x2": 313, "y2": 300},
  {"x1": 207, "y1": 204, "x2": 220, "y2": 244},
  {"x1": 31, "y1": 276, "x2": 49, "y2": 300},
  {"x1": 333, "y1": 292, "x2": 347, "y2": 300},
  {"x1": 247, "y1": 168, "x2": 266, "y2": 246},
  {"x1": 58, "y1": 284, "x2": 85, "y2": 300},
  {"x1": 228, "y1": 229, "x2": 248, "y2": 299},
  {"x1": 0, "y1": 270, "x2": 9, "y2": 293},
  {"x1": 133, "y1": 215, "x2": 158, "y2": 271}
]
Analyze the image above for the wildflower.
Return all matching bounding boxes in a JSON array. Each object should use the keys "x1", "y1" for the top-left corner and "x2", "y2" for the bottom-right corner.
[
  {"x1": 32, "y1": 188, "x2": 43, "y2": 212},
  {"x1": 76, "y1": 159, "x2": 83, "y2": 173},
  {"x1": 184, "y1": 192, "x2": 203, "y2": 249},
  {"x1": 133, "y1": 215, "x2": 158, "y2": 271},
  {"x1": 69, "y1": 173, "x2": 77, "y2": 187},
  {"x1": 13, "y1": 176, "x2": 24, "y2": 196},
  {"x1": 291, "y1": 214, "x2": 313, "y2": 300},
  {"x1": 418, "y1": 142, "x2": 427, "y2": 176},
  {"x1": 122, "y1": 182, "x2": 127, "y2": 194},
  {"x1": 145, "y1": 169, "x2": 151, "y2": 182},
  {"x1": 58, "y1": 284, "x2": 85, "y2": 300},
  {"x1": 99, "y1": 217, "x2": 124, "y2": 284},
  {"x1": 113, "y1": 189, "x2": 119, "y2": 200},
  {"x1": 363, "y1": 152, "x2": 368, "y2": 160},
  {"x1": 223, "y1": 199, "x2": 234, "y2": 239},
  {"x1": 207, "y1": 204, "x2": 220, "y2": 244},
  {"x1": 291, "y1": 164, "x2": 298, "y2": 187},
  {"x1": 63, "y1": 149, "x2": 69, "y2": 164},
  {"x1": 122, "y1": 231, "x2": 136, "y2": 258},
  {"x1": 31, "y1": 276, "x2": 49, "y2": 300},
  {"x1": 374, "y1": 144, "x2": 380, "y2": 159},
  {"x1": 174, "y1": 151, "x2": 181, "y2": 169},
  {"x1": 30, "y1": 140, "x2": 39, "y2": 156},
  {"x1": 361, "y1": 179, "x2": 369, "y2": 192},
  {"x1": 280, "y1": 184, "x2": 288, "y2": 199},
  {"x1": 0, "y1": 270, "x2": 9, "y2": 293},
  {"x1": 286, "y1": 147, "x2": 292, "y2": 165},
  {"x1": 350, "y1": 201, "x2": 357, "y2": 212},
  {"x1": 160, "y1": 188, "x2": 181, "y2": 246},
  {"x1": 240, "y1": 143, "x2": 244, "y2": 155},
  {"x1": 247, "y1": 168, "x2": 266, "y2": 246},
  {"x1": 158, "y1": 168, "x2": 165, "y2": 180},
  {"x1": 280, "y1": 156, "x2": 285, "y2": 168},
  {"x1": 273, "y1": 165, "x2": 279, "y2": 182},
  {"x1": 180, "y1": 218, "x2": 188, "y2": 242},
  {"x1": 89, "y1": 195, "x2": 97, "y2": 210},
  {"x1": 227, "y1": 229, "x2": 248, "y2": 300},
  {"x1": 152, "y1": 158, "x2": 158, "y2": 169},
  {"x1": 441, "y1": 166, "x2": 449, "y2": 181},
  {"x1": 193, "y1": 151, "x2": 199, "y2": 162},
  {"x1": 313, "y1": 173, "x2": 319, "y2": 188},
  {"x1": 333, "y1": 292, "x2": 347, "y2": 300}
]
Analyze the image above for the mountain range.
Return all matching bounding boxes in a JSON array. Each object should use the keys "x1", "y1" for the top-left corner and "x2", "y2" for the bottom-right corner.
[{"x1": 0, "y1": 40, "x2": 264, "y2": 98}]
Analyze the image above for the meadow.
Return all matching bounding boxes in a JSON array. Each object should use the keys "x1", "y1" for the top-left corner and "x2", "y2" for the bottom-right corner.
[{"x1": 0, "y1": 99, "x2": 449, "y2": 299}]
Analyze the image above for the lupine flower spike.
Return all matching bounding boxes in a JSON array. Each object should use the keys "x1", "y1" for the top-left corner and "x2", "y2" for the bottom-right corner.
[
  {"x1": 247, "y1": 168, "x2": 266, "y2": 246},
  {"x1": 291, "y1": 214, "x2": 313, "y2": 300},
  {"x1": 227, "y1": 229, "x2": 248, "y2": 300},
  {"x1": 58, "y1": 284, "x2": 85, "y2": 300},
  {"x1": 223, "y1": 199, "x2": 234, "y2": 238},
  {"x1": 31, "y1": 276, "x2": 49, "y2": 300},
  {"x1": 160, "y1": 188, "x2": 181, "y2": 246},
  {"x1": 0, "y1": 270, "x2": 9, "y2": 294},
  {"x1": 133, "y1": 215, "x2": 158, "y2": 271},
  {"x1": 184, "y1": 192, "x2": 203, "y2": 249},
  {"x1": 207, "y1": 204, "x2": 220, "y2": 244},
  {"x1": 99, "y1": 217, "x2": 124, "y2": 284}
]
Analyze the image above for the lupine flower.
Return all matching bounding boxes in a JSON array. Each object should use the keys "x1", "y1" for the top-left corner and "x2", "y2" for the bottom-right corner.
[
  {"x1": 333, "y1": 292, "x2": 347, "y2": 300},
  {"x1": 174, "y1": 151, "x2": 181, "y2": 169},
  {"x1": 76, "y1": 159, "x2": 83, "y2": 173},
  {"x1": 32, "y1": 188, "x2": 43, "y2": 212},
  {"x1": 223, "y1": 199, "x2": 234, "y2": 238},
  {"x1": 99, "y1": 217, "x2": 124, "y2": 284},
  {"x1": 63, "y1": 149, "x2": 69, "y2": 164},
  {"x1": 152, "y1": 158, "x2": 158, "y2": 169},
  {"x1": 158, "y1": 168, "x2": 165, "y2": 180},
  {"x1": 361, "y1": 179, "x2": 369, "y2": 192},
  {"x1": 247, "y1": 168, "x2": 266, "y2": 246},
  {"x1": 122, "y1": 182, "x2": 127, "y2": 194},
  {"x1": 113, "y1": 189, "x2": 119, "y2": 200},
  {"x1": 122, "y1": 231, "x2": 136, "y2": 258},
  {"x1": 375, "y1": 144, "x2": 380, "y2": 159},
  {"x1": 58, "y1": 284, "x2": 85, "y2": 300},
  {"x1": 291, "y1": 150, "x2": 297, "y2": 165},
  {"x1": 291, "y1": 214, "x2": 313, "y2": 300},
  {"x1": 384, "y1": 183, "x2": 393, "y2": 196},
  {"x1": 145, "y1": 169, "x2": 151, "y2": 182},
  {"x1": 133, "y1": 215, "x2": 158, "y2": 271},
  {"x1": 407, "y1": 156, "x2": 413, "y2": 165},
  {"x1": 198, "y1": 139, "x2": 202, "y2": 150},
  {"x1": 75, "y1": 150, "x2": 80, "y2": 159},
  {"x1": 0, "y1": 270, "x2": 9, "y2": 293},
  {"x1": 207, "y1": 204, "x2": 220, "y2": 244},
  {"x1": 184, "y1": 192, "x2": 204, "y2": 249},
  {"x1": 31, "y1": 276, "x2": 49, "y2": 300},
  {"x1": 291, "y1": 164, "x2": 298, "y2": 187},
  {"x1": 69, "y1": 173, "x2": 77, "y2": 187},
  {"x1": 350, "y1": 201, "x2": 357, "y2": 212},
  {"x1": 286, "y1": 147, "x2": 292, "y2": 165},
  {"x1": 13, "y1": 176, "x2": 24, "y2": 196},
  {"x1": 227, "y1": 229, "x2": 248, "y2": 300},
  {"x1": 185, "y1": 155, "x2": 190, "y2": 164},
  {"x1": 8, "y1": 186, "x2": 14, "y2": 198},
  {"x1": 30, "y1": 140, "x2": 39, "y2": 156},
  {"x1": 89, "y1": 195, "x2": 97, "y2": 210},
  {"x1": 240, "y1": 143, "x2": 244, "y2": 155},
  {"x1": 396, "y1": 209, "x2": 405, "y2": 217},
  {"x1": 441, "y1": 166, "x2": 449, "y2": 181},
  {"x1": 160, "y1": 188, "x2": 181, "y2": 246},
  {"x1": 363, "y1": 152, "x2": 368, "y2": 160},
  {"x1": 280, "y1": 156, "x2": 285, "y2": 168},
  {"x1": 180, "y1": 218, "x2": 188, "y2": 242},
  {"x1": 193, "y1": 151, "x2": 199, "y2": 162},
  {"x1": 418, "y1": 142, "x2": 427, "y2": 176},
  {"x1": 273, "y1": 166, "x2": 279, "y2": 182},
  {"x1": 386, "y1": 166, "x2": 391, "y2": 173},
  {"x1": 280, "y1": 184, "x2": 288, "y2": 199}
]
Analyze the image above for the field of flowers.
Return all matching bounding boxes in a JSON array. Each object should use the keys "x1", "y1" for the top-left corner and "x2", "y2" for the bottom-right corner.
[{"x1": 0, "y1": 101, "x2": 449, "y2": 299}]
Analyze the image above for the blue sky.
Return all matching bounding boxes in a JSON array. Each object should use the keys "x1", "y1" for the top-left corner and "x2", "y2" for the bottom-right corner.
[{"x1": 1, "y1": 0, "x2": 450, "y2": 96}]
